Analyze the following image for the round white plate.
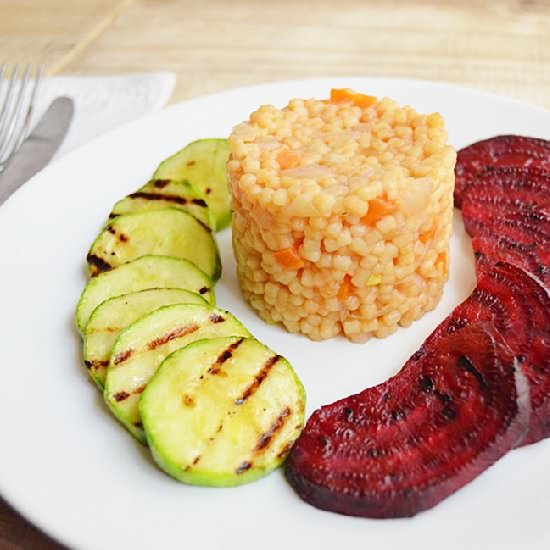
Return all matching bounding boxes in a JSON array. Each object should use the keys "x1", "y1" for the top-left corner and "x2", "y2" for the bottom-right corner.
[{"x1": 0, "y1": 77, "x2": 549, "y2": 550}]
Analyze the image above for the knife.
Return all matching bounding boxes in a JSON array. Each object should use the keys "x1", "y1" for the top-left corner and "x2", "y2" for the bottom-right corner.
[{"x1": 0, "y1": 96, "x2": 75, "y2": 206}]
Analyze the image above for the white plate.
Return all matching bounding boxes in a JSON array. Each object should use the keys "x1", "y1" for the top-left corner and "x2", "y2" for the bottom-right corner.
[{"x1": 1, "y1": 77, "x2": 549, "y2": 550}]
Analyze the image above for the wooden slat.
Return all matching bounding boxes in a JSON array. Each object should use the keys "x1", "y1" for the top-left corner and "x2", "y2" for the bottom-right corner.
[
  {"x1": 60, "y1": 0, "x2": 550, "y2": 109},
  {"x1": 0, "y1": 0, "x2": 133, "y2": 73}
]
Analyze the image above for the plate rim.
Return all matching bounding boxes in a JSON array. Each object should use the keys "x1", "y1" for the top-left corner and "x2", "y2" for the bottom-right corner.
[{"x1": 1, "y1": 75, "x2": 549, "y2": 550}]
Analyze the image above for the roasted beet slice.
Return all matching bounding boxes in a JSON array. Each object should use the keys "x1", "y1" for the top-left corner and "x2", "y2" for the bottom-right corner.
[
  {"x1": 285, "y1": 325, "x2": 529, "y2": 518},
  {"x1": 455, "y1": 136, "x2": 550, "y2": 206},
  {"x1": 457, "y1": 165, "x2": 550, "y2": 211},
  {"x1": 461, "y1": 194, "x2": 550, "y2": 243},
  {"x1": 472, "y1": 234, "x2": 550, "y2": 289},
  {"x1": 431, "y1": 262, "x2": 550, "y2": 446}
]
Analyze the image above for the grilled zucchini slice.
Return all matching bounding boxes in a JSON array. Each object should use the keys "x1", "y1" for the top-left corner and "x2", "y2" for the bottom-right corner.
[
  {"x1": 110, "y1": 178, "x2": 215, "y2": 230},
  {"x1": 104, "y1": 304, "x2": 250, "y2": 443},
  {"x1": 76, "y1": 255, "x2": 214, "y2": 333},
  {"x1": 87, "y1": 208, "x2": 221, "y2": 280},
  {"x1": 141, "y1": 336, "x2": 305, "y2": 486},
  {"x1": 84, "y1": 288, "x2": 207, "y2": 388},
  {"x1": 153, "y1": 139, "x2": 231, "y2": 231}
]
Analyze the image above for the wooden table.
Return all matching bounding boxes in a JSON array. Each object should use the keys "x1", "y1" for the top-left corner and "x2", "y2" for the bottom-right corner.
[{"x1": 1, "y1": 0, "x2": 549, "y2": 548}]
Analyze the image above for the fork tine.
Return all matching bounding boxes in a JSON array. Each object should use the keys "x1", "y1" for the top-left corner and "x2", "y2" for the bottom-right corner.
[
  {"x1": 0, "y1": 64, "x2": 43, "y2": 168},
  {"x1": 0, "y1": 64, "x2": 19, "y2": 137},
  {"x1": 0, "y1": 64, "x2": 30, "y2": 155},
  {"x1": 11, "y1": 65, "x2": 43, "y2": 155}
]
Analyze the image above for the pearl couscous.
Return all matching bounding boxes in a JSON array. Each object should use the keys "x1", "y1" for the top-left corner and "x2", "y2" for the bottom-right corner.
[{"x1": 228, "y1": 89, "x2": 456, "y2": 342}]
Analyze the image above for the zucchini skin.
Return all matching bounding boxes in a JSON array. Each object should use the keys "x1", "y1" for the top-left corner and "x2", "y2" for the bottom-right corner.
[
  {"x1": 140, "y1": 337, "x2": 306, "y2": 486},
  {"x1": 153, "y1": 139, "x2": 232, "y2": 231},
  {"x1": 87, "y1": 208, "x2": 222, "y2": 281},
  {"x1": 75, "y1": 255, "x2": 215, "y2": 333},
  {"x1": 83, "y1": 288, "x2": 207, "y2": 389},
  {"x1": 103, "y1": 305, "x2": 251, "y2": 444},
  {"x1": 110, "y1": 178, "x2": 216, "y2": 230}
]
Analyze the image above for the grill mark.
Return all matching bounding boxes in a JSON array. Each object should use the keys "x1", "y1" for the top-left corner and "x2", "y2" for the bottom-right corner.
[
  {"x1": 254, "y1": 407, "x2": 291, "y2": 453},
  {"x1": 87, "y1": 253, "x2": 112, "y2": 274},
  {"x1": 198, "y1": 287, "x2": 209, "y2": 295},
  {"x1": 84, "y1": 359, "x2": 109, "y2": 371},
  {"x1": 457, "y1": 354, "x2": 488, "y2": 388},
  {"x1": 86, "y1": 326, "x2": 122, "y2": 334},
  {"x1": 191, "y1": 198, "x2": 208, "y2": 207},
  {"x1": 209, "y1": 313, "x2": 225, "y2": 323},
  {"x1": 182, "y1": 394, "x2": 195, "y2": 407},
  {"x1": 235, "y1": 355, "x2": 281, "y2": 405},
  {"x1": 128, "y1": 191, "x2": 189, "y2": 206},
  {"x1": 276, "y1": 441, "x2": 293, "y2": 459},
  {"x1": 113, "y1": 391, "x2": 130, "y2": 402},
  {"x1": 186, "y1": 160, "x2": 196, "y2": 167},
  {"x1": 119, "y1": 233, "x2": 128, "y2": 242},
  {"x1": 208, "y1": 338, "x2": 245, "y2": 374},
  {"x1": 112, "y1": 385, "x2": 144, "y2": 402},
  {"x1": 235, "y1": 461, "x2": 252, "y2": 475},
  {"x1": 205, "y1": 187, "x2": 212, "y2": 195},
  {"x1": 113, "y1": 348, "x2": 134, "y2": 365},
  {"x1": 107, "y1": 226, "x2": 116, "y2": 235},
  {"x1": 192, "y1": 455, "x2": 201, "y2": 465},
  {"x1": 147, "y1": 324, "x2": 199, "y2": 350},
  {"x1": 152, "y1": 179, "x2": 170, "y2": 188}
]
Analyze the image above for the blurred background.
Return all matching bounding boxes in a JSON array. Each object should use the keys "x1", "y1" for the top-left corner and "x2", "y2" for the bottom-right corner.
[
  {"x1": 0, "y1": 1, "x2": 548, "y2": 548},
  {"x1": 1, "y1": 0, "x2": 549, "y2": 108}
]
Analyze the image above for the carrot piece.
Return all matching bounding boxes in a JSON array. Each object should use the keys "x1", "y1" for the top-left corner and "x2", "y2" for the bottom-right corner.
[
  {"x1": 338, "y1": 274, "x2": 354, "y2": 301},
  {"x1": 419, "y1": 225, "x2": 437, "y2": 244},
  {"x1": 276, "y1": 149, "x2": 300, "y2": 170},
  {"x1": 330, "y1": 88, "x2": 377, "y2": 108},
  {"x1": 273, "y1": 245, "x2": 304, "y2": 270},
  {"x1": 361, "y1": 198, "x2": 396, "y2": 226},
  {"x1": 436, "y1": 251, "x2": 449, "y2": 273}
]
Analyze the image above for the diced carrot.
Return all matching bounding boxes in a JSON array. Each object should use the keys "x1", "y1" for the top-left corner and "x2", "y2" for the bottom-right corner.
[
  {"x1": 436, "y1": 251, "x2": 449, "y2": 273},
  {"x1": 276, "y1": 149, "x2": 300, "y2": 170},
  {"x1": 338, "y1": 274, "x2": 354, "y2": 301},
  {"x1": 273, "y1": 244, "x2": 304, "y2": 270},
  {"x1": 361, "y1": 198, "x2": 396, "y2": 226},
  {"x1": 330, "y1": 88, "x2": 377, "y2": 108},
  {"x1": 419, "y1": 225, "x2": 437, "y2": 244}
]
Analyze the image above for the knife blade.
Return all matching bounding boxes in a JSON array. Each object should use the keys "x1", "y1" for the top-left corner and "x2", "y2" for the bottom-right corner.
[{"x1": 0, "y1": 96, "x2": 74, "y2": 206}]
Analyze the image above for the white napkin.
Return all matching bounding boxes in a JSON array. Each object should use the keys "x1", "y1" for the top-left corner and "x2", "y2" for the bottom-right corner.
[{"x1": 32, "y1": 72, "x2": 176, "y2": 158}]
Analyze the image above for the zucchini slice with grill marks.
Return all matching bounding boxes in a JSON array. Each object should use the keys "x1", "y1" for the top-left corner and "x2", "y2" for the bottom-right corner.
[
  {"x1": 110, "y1": 178, "x2": 215, "y2": 230},
  {"x1": 153, "y1": 139, "x2": 231, "y2": 231},
  {"x1": 84, "y1": 288, "x2": 207, "y2": 388},
  {"x1": 104, "y1": 304, "x2": 251, "y2": 443},
  {"x1": 87, "y1": 208, "x2": 221, "y2": 280},
  {"x1": 141, "y1": 336, "x2": 305, "y2": 486},
  {"x1": 76, "y1": 255, "x2": 214, "y2": 333}
]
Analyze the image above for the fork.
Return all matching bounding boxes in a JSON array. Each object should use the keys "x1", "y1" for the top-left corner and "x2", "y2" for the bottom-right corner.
[{"x1": 0, "y1": 64, "x2": 43, "y2": 173}]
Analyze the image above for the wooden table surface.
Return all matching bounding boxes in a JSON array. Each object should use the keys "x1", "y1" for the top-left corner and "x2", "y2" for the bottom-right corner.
[{"x1": 1, "y1": 0, "x2": 549, "y2": 548}]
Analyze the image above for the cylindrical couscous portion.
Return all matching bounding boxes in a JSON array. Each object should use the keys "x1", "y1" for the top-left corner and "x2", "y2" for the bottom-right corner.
[{"x1": 228, "y1": 89, "x2": 456, "y2": 342}]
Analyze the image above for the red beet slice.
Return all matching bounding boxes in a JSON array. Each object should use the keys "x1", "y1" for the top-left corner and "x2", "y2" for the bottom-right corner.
[
  {"x1": 461, "y1": 194, "x2": 550, "y2": 243},
  {"x1": 431, "y1": 262, "x2": 550, "y2": 446},
  {"x1": 472, "y1": 234, "x2": 550, "y2": 289},
  {"x1": 285, "y1": 325, "x2": 529, "y2": 518},
  {"x1": 457, "y1": 165, "x2": 550, "y2": 210},
  {"x1": 455, "y1": 136, "x2": 550, "y2": 206}
]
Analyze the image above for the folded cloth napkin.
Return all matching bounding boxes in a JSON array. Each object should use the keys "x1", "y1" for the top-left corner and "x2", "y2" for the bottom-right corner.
[{"x1": 31, "y1": 72, "x2": 176, "y2": 158}]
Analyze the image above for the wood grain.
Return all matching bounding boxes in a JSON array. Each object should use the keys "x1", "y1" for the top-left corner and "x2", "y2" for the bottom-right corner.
[
  {"x1": 60, "y1": 0, "x2": 550, "y2": 108},
  {"x1": 0, "y1": 0, "x2": 133, "y2": 73},
  {"x1": 0, "y1": 1, "x2": 549, "y2": 549}
]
